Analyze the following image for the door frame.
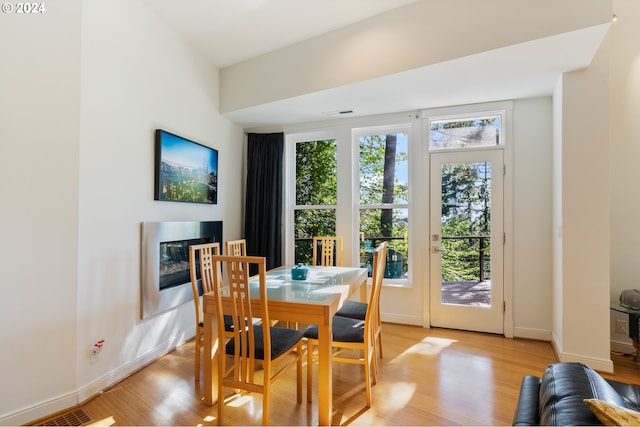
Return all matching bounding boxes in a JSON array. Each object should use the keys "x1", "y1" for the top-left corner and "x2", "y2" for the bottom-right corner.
[
  {"x1": 420, "y1": 101, "x2": 514, "y2": 338},
  {"x1": 429, "y1": 149, "x2": 504, "y2": 334}
]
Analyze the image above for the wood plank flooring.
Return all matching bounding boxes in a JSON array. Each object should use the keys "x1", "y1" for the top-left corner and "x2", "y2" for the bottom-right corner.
[{"x1": 38, "y1": 323, "x2": 640, "y2": 426}]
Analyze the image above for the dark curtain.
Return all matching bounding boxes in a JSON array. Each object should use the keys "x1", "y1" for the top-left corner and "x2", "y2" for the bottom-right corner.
[{"x1": 245, "y1": 133, "x2": 284, "y2": 272}]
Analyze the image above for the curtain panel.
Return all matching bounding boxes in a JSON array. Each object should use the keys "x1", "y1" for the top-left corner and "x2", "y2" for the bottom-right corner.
[{"x1": 245, "y1": 133, "x2": 284, "y2": 271}]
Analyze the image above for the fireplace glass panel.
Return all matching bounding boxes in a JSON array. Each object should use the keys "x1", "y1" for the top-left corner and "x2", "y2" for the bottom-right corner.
[{"x1": 159, "y1": 237, "x2": 210, "y2": 291}]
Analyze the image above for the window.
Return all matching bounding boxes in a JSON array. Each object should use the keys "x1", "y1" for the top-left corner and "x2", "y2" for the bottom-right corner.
[
  {"x1": 429, "y1": 114, "x2": 502, "y2": 150},
  {"x1": 291, "y1": 138, "x2": 337, "y2": 264},
  {"x1": 356, "y1": 127, "x2": 409, "y2": 279}
]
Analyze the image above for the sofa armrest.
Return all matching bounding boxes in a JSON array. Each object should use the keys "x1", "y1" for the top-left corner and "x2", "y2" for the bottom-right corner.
[
  {"x1": 513, "y1": 375, "x2": 542, "y2": 425},
  {"x1": 607, "y1": 378, "x2": 640, "y2": 411},
  {"x1": 539, "y1": 363, "x2": 628, "y2": 426}
]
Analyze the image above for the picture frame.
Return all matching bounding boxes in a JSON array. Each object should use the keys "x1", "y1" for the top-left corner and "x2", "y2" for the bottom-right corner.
[{"x1": 154, "y1": 129, "x2": 218, "y2": 204}]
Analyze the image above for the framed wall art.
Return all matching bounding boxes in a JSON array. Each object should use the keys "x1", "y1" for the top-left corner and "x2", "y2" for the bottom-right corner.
[{"x1": 154, "y1": 129, "x2": 218, "y2": 204}]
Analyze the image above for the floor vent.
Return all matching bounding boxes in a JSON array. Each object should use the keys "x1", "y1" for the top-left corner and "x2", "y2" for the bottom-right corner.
[{"x1": 40, "y1": 408, "x2": 91, "y2": 426}]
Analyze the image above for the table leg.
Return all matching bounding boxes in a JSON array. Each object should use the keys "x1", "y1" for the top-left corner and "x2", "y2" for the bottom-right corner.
[
  {"x1": 629, "y1": 314, "x2": 640, "y2": 364},
  {"x1": 203, "y1": 310, "x2": 220, "y2": 405},
  {"x1": 632, "y1": 341, "x2": 640, "y2": 364},
  {"x1": 316, "y1": 315, "x2": 333, "y2": 426}
]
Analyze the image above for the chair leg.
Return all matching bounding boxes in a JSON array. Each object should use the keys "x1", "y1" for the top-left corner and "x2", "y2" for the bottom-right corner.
[
  {"x1": 217, "y1": 357, "x2": 224, "y2": 425},
  {"x1": 371, "y1": 346, "x2": 378, "y2": 386},
  {"x1": 262, "y1": 381, "x2": 270, "y2": 426},
  {"x1": 306, "y1": 340, "x2": 314, "y2": 403},
  {"x1": 296, "y1": 341, "x2": 303, "y2": 403},
  {"x1": 216, "y1": 391, "x2": 223, "y2": 425},
  {"x1": 195, "y1": 330, "x2": 202, "y2": 383},
  {"x1": 364, "y1": 351, "x2": 372, "y2": 408}
]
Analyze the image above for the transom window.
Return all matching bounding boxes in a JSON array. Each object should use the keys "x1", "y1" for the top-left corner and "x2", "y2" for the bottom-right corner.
[{"x1": 429, "y1": 114, "x2": 503, "y2": 151}]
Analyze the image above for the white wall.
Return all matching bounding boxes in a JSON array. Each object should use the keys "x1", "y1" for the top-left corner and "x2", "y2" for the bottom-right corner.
[
  {"x1": 0, "y1": 1, "x2": 82, "y2": 422},
  {"x1": 547, "y1": 0, "x2": 640, "y2": 375},
  {"x1": 609, "y1": 0, "x2": 640, "y2": 353},
  {"x1": 552, "y1": 79, "x2": 565, "y2": 358},
  {"x1": 555, "y1": 23, "x2": 612, "y2": 371},
  {"x1": 76, "y1": 0, "x2": 244, "y2": 404},
  {"x1": 512, "y1": 97, "x2": 554, "y2": 340},
  {"x1": 0, "y1": 0, "x2": 245, "y2": 424}
]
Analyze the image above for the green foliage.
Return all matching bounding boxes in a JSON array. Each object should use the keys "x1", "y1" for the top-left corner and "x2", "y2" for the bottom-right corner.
[
  {"x1": 359, "y1": 134, "x2": 408, "y2": 205},
  {"x1": 294, "y1": 140, "x2": 337, "y2": 264},
  {"x1": 358, "y1": 133, "x2": 409, "y2": 276},
  {"x1": 359, "y1": 135, "x2": 386, "y2": 204},
  {"x1": 294, "y1": 209, "x2": 336, "y2": 264},
  {"x1": 358, "y1": 209, "x2": 408, "y2": 276},
  {"x1": 293, "y1": 133, "x2": 410, "y2": 276},
  {"x1": 296, "y1": 140, "x2": 336, "y2": 205},
  {"x1": 440, "y1": 162, "x2": 491, "y2": 282}
]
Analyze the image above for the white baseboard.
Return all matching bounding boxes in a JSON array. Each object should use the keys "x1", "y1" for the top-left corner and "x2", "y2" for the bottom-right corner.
[
  {"x1": 610, "y1": 339, "x2": 635, "y2": 356},
  {"x1": 548, "y1": 333, "x2": 614, "y2": 373},
  {"x1": 0, "y1": 392, "x2": 79, "y2": 426},
  {"x1": 557, "y1": 350, "x2": 614, "y2": 373},
  {"x1": 381, "y1": 313, "x2": 422, "y2": 326},
  {"x1": 77, "y1": 334, "x2": 189, "y2": 403},
  {"x1": 0, "y1": 333, "x2": 192, "y2": 426},
  {"x1": 513, "y1": 326, "x2": 552, "y2": 341}
]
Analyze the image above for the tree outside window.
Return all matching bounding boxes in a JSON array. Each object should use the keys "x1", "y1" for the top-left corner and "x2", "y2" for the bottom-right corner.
[
  {"x1": 358, "y1": 130, "x2": 409, "y2": 278},
  {"x1": 430, "y1": 114, "x2": 500, "y2": 283},
  {"x1": 294, "y1": 139, "x2": 337, "y2": 264},
  {"x1": 440, "y1": 162, "x2": 491, "y2": 282}
]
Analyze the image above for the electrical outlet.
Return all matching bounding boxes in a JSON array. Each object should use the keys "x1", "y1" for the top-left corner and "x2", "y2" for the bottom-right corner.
[
  {"x1": 90, "y1": 339, "x2": 104, "y2": 364},
  {"x1": 90, "y1": 347, "x2": 99, "y2": 364},
  {"x1": 616, "y1": 319, "x2": 628, "y2": 334}
]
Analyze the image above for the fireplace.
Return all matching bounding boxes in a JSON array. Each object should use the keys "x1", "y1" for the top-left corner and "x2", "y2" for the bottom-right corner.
[{"x1": 140, "y1": 221, "x2": 223, "y2": 319}]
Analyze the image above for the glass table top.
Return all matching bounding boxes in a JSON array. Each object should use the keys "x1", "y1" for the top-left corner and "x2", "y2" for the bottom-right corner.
[
  {"x1": 248, "y1": 265, "x2": 367, "y2": 304},
  {"x1": 611, "y1": 300, "x2": 640, "y2": 315}
]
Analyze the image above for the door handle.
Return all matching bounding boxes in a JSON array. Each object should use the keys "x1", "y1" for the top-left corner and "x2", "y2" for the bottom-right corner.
[{"x1": 431, "y1": 246, "x2": 445, "y2": 253}]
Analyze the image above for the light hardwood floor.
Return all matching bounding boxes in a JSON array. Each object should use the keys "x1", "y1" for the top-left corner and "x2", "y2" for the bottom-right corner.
[{"x1": 35, "y1": 323, "x2": 640, "y2": 426}]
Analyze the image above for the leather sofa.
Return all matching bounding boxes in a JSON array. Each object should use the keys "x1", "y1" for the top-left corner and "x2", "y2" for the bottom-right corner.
[{"x1": 513, "y1": 362, "x2": 640, "y2": 425}]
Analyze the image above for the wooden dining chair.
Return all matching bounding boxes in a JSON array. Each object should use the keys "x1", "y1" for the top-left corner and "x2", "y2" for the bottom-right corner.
[
  {"x1": 312, "y1": 236, "x2": 343, "y2": 266},
  {"x1": 225, "y1": 238, "x2": 247, "y2": 256},
  {"x1": 304, "y1": 242, "x2": 387, "y2": 407},
  {"x1": 211, "y1": 255, "x2": 304, "y2": 425},
  {"x1": 189, "y1": 242, "x2": 233, "y2": 384},
  {"x1": 335, "y1": 248, "x2": 386, "y2": 360},
  {"x1": 224, "y1": 238, "x2": 288, "y2": 328}
]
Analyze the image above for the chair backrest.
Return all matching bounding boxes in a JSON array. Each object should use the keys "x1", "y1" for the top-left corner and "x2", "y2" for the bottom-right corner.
[
  {"x1": 188, "y1": 242, "x2": 221, "y2": 325},
  {"x1": 365, "y1": 242, "x2": 387, "y2": 337},
  {"x1": 312, "y1": 236, "x2": 343, "y2": 266},
  {"x1": 211, "y1": 255, "x2": 270, "y2": 385},
  {"x1": 225, "y1": 239, "x2": 247, "y2": 256}
]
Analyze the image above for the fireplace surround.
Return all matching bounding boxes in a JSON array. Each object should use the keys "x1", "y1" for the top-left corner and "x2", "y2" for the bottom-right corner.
[{"x1": 140, "y1": 221, "x2": 223, "y2": 319}]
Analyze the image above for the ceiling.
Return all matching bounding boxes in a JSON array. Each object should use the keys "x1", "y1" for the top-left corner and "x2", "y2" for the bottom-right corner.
[
  {"x1": 141, "y1": 0, "x2": 419, "y2": 68},
  {"x1": 141, "y1": 0, "x2": 610, "y2": 129}
]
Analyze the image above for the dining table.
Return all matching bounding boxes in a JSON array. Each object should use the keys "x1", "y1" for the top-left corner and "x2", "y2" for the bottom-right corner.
[{"x1": 202, "y1": 264, "x2": 368, "y2": 426}]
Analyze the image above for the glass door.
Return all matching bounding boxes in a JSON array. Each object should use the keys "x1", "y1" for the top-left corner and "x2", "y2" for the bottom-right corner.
[{"x1": 429, "y1": 149, "x2": 504, "y2": 334}]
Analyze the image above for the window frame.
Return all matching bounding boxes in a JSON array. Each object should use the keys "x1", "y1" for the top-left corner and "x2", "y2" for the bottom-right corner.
[
  {"x1": 352, "y1": 123, "x2": 412, "y2": 286},
  {"x1": 284, "y1": 131, "x2": 338, "y2": 265},
  {"x1": 422, "y1": 101, "x2": 511, "y2": 153}
]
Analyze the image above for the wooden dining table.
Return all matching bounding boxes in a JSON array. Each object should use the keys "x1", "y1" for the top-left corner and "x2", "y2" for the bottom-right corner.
[{"x1": 202, "y1": 265, "x2": 368, "y2": 426}]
